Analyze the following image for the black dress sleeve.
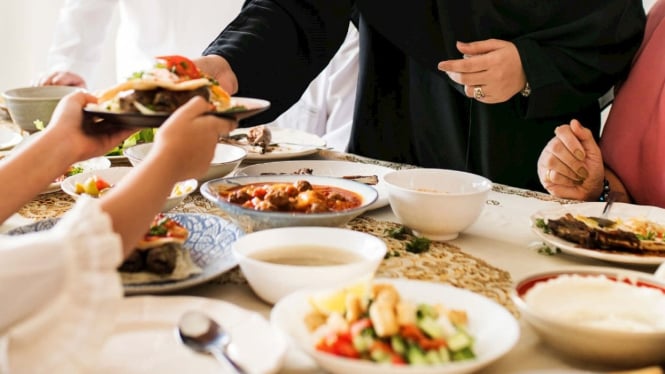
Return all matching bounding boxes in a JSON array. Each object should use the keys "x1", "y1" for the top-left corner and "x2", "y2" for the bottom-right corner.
[
  {"x1": 202, "y1": 0, "x2": 353, "y2": 124},
  {"x1": 512, "y1": 1, "x2": 646, "y2": 119}
]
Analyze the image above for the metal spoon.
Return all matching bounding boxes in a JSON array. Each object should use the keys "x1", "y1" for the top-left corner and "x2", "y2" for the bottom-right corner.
[{"x1": 176, "y1": 310, "x2": 247, "y2": 374}]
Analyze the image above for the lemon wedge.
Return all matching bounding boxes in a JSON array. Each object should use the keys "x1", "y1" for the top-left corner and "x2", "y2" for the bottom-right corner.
[{"x1": 308, "y1": 277, "x2": 371, "y2": 315}]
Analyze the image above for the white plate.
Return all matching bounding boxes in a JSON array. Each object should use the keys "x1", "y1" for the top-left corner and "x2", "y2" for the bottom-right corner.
[
  {"x1": 7, "y1": 213, "x2": 244, "y2": 294},
  {"x1": 270, "y1": 278, "x2": 519, "y2": 374},
  {"x1": 234, "y1": 160, "x2": 394, "y2": 210},
  {"x1": 0, "y1": 127, "x2": 22, "y2": 150},
  {"x1": 42, "y1": 156, "x2": 112, "y2": 194},
  {"x1": 228, "y1": 126, "x2": 326, "y2": 160},
  {"x1": 531, "y1": 202, "x2": 665, "y2": 265},
  {"x1": 97, "y1": 295, "x2": 287, "y2": 374}
]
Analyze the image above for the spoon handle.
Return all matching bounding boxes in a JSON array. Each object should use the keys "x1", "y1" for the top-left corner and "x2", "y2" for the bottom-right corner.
[{"x1": 209, "y1": 347, "x2": 247, "y2": 374}]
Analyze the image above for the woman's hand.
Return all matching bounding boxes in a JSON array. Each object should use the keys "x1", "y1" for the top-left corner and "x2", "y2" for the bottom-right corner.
[
  {"x1": 537, "y1": 119, "x2": 605, "y2": 201},
  {"x1": 43, "y1": 91, "x2": 136, "y2": 163},
  {"x1": 148, "y1": 96, "x2": 238, "y2": 181},
  {"x1": 437, "y1": 39, "x2": 527, "y2": 103}
]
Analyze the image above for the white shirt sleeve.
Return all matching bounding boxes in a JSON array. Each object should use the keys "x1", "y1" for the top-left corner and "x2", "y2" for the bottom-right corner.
[
  {"x1": 266, "y1": 23, "x2": 359, "y2": 152},
  {"x1": 45, "y1": 0, "x2": 119, "y2": 85},
  {"x1": 0, "y1": 196, "x2": 124, "y2": 374}
]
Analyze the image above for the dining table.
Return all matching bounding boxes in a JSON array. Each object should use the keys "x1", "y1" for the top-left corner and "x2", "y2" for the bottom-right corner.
[{"x1": 0, "y1": 116, "x2": 661, "y2": 374}]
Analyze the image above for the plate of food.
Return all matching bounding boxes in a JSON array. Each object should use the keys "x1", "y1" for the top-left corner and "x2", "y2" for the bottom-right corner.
[
  {"x1": 222, "y1": 124, "x2": 326, "y2": 160},
  {"x1": 531, "y1": 202, "x2": 665, "y2": 265},
  {"x1": 270, "y1": 278, "x2": 519, "y2": 374},
  {"x1": 82, "y1": 55, "x2": 269, "y2": 132},
  {"x1": 7, "y1": 212, "x2": 244, "y2": 294},
  {"x1": 234, "y1": 160, "x2": 395, "y2": 210},
  {"x1": 97, "y1": 295, "x2": 287, "y2": 373}
]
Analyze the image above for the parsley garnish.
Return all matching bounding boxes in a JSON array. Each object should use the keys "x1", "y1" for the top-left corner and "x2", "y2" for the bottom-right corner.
[
  {"x1": 386, "y1": 226, "x2": 409, "y2": 240},
  {"x1": 406, "y1": 237, "x2": 431, "y2": 254}
]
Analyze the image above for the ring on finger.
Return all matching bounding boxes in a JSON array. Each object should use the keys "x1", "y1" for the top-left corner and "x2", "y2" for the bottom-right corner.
[
  {"x1": 473, "y1": 86, "x2": 485, "y2": 100},
  {"x1": 545, "y1": 169, "x2": 554, "y2": 183}
]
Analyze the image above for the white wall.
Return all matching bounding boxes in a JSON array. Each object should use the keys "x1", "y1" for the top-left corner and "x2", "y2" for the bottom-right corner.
[
  {"x1": 0, "y1": 0, "x2": 658, "y2": 93},
  {"x1": 0, "y1": 0, "x2": 242, "y2": 92}
]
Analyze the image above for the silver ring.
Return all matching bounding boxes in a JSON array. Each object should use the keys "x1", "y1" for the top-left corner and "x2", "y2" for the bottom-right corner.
[{"x1": 473, "y1": 86, "x2": 485, "y2": 100}]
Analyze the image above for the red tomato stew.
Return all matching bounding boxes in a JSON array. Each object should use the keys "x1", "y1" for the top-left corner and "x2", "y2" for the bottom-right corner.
[{"x1": 218, "y1": 180, "x2": 363, "y2": 213}]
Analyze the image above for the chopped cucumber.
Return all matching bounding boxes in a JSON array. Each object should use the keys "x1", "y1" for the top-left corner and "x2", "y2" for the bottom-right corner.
[
  {"x1": 451, "y1": 346, "x2": 476, "y2": 361},
  {"x1": 416, "y1": 303, "x2": 439, "y2": 319},
  {"x1": 425, "y1": 349, "x2": 443, "y2": 364},
  {"x1": 370, "y1": 348, "x2": 391, "y2": 363},
  {"x1": 438, "y1": 347, "x2": 451, "y2": 363},
  {"x1": 391, "y1": 335, "x2": 406, "y2": 355},
  {"x1": 352, "y1": 334, "x2": 374, "y2": 353},
  {"x1": 406, "y1": 344, "x2": 428, "y2": 365},
  {"x1": 417, "y1": 316, "x2": 444, "y2": 339},
  {"x1": 448, "y1": 331, "x2": 473, "y2": 352}
]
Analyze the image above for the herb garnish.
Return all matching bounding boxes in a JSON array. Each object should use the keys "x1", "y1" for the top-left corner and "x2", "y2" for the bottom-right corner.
[{"x1": 406, "y1": 237, "x2": 431, "y2": 254}]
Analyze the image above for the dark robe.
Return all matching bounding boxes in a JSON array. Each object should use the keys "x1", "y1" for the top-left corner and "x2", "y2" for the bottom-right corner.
[{"x1": 204, "y1": 0, "x2": 645, "y2": 190}]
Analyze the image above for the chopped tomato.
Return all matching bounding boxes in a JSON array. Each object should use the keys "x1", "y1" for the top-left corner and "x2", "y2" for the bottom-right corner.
[
  {"x1": 156, "y1": 55, "x2": 202, "y2": 79},
  {"x1": 400, "y1": 324, "x2": 447, "y2": 350},
  {"x1": 316, "y1": 333, "x2": 360, "y2": 359},
  {"x1": 95, "y1": 176, "x2": 111, "y2": 191}
]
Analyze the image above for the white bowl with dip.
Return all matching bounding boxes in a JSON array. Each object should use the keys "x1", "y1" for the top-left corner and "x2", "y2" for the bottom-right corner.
[
  {"x1": 511, "y1": 266, "x2": 665, "y2": 368},
  {"x1": 383, "y1": 168, "x2": 492, "y2": 241},
  {"x1": 232, "y1": 227, "x2": 387, "y2": 304}
]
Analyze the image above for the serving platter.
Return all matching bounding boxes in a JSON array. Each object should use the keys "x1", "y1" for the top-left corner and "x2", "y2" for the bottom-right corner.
[
  {"x1": 226, "y1": 126, "x2": 326, "y2": 161},
  {"x1": 235, "y1": 160, "x2": 394, "y2": 210},
  {"x1": 8, "y1": 213, "x2": 243, "y2": 294},
  {"x1": 82, "y1": 97, "x2": 270, "y2": 132},
  {"x1": 531, "y1": 202, "x2": 665, "y2": 265}
]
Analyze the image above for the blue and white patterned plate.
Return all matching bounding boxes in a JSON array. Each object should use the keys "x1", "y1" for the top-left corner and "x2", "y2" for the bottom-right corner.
[{"x1": 8, "y1": 213, "x2": 243, "y2": 295}]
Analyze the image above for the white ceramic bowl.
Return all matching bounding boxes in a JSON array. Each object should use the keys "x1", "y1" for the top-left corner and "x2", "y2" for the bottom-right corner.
[
  {"x1": 383, "y1": 168, "x2": 492, "y2": 241},
  {"x1": 200, "y1": 175, "x2": 378, "y2": 232},
  {"x1": 512, "y1": 266, "x2": 665, "y2": 368},
  {"x1": 61, "y1": 166, "x2": 197, "y2": 212},
  {"x1": 2, "y1": 86, "x2": 79, "y2": 132},
  {"x1": 232, "y1": 227, "x2": 386, "y2": 304},
  {"x1": 271, "y1": 278, "x2": 520, "y2": 374},
  {"x1": 124, "y1": 142, "x2": 247, "y2": 182}
]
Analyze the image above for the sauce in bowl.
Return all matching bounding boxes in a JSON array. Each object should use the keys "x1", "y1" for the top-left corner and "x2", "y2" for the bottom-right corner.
[{"x1": 249, "y1": 245, "x2": 364, "y2": 266}]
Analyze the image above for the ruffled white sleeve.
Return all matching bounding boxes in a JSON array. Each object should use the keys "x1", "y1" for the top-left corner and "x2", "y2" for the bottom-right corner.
[{"x1": 0, "y1": 196, "x2": 124, "y2": 374}]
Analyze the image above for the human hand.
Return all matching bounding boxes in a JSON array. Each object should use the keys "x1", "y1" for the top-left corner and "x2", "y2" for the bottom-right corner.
[
  {"x1": 37, "y1": 71, "x2": 87, "y2": 88},
  {"x1": 193, "y1": 55, "x2": 238, "y2": 95},
  {"x1": 537, "y1": 119, "x2": 605, "y2": 201},
  {"x1": 43, "y1": 91, "x2": 137, "y2": 162},
  {"x1": 149, "y1": 96, "x2": 238, "y2": 181},
  {"x1": 437, "y1": 39, "x2": 527, "y2": 103}
]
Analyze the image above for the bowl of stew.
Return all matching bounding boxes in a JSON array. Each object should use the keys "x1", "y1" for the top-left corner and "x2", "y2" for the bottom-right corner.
[{"x1": 200, "y1": 175, "x2": 379, "y2": 232}]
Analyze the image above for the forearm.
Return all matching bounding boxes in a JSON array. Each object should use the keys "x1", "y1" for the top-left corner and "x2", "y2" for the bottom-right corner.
[
  {"x1": 604, "y1": 168, "x2": 631, "y2": 204},
  {"x1": 0, "y1": 134, "x2": 79, "y2": 223},
  {"x1": 99, "y1": 150, "x2": 183, "y2": 257}
]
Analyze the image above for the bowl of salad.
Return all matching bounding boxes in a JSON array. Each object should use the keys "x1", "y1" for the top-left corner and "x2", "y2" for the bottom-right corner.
[
  {"x1": 271, "y1": 278, "x2": 519, "y2": 374},
  {"x1": 61, "y1": 166, "x2": 197, "y2": 212}
]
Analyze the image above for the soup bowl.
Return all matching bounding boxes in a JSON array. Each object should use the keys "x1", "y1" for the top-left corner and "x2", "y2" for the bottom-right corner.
[
  {"x1": 200, "y1": 175, "x2": 378, "y2": 232},
  {"x1": 232, "y1": 226, "x2": 387, "y2": 304},
  {"x1": 383, "y1": 168, "x2": 492, "y2": 241}
]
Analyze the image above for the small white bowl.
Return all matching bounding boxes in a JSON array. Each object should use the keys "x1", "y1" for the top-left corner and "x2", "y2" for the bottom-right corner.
[
  {"x1": 61, "y1": 166, "x2": 197, "y2": 212},
  {"x1": 2, "y1": 86, "x2": 80, "y2": 132},
  {"x1": 232, "y1": 227, "x2": 387, "y2": 304},
  {"x1": 200, "y1": 175, "x2": 378, "y2": 232},
  {"x1": 124, "y1": 142, "x2": 247, "y2": 182},
  {"x1": 512, "y1": 266, "x2": 665, "y2": 368},
  {"x1": 383, "y1": 168, "x2": 492, "y2": 241}
]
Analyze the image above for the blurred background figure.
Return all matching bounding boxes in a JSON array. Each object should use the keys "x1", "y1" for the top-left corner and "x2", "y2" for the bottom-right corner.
[{"x1": 37, "y1": 0, "x2": 357, "y2": 151}]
